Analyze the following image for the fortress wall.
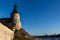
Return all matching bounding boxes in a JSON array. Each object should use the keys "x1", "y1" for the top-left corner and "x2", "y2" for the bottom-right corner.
[{"x1": 0, "y1": 23, "x2": 14, "y2": 40}]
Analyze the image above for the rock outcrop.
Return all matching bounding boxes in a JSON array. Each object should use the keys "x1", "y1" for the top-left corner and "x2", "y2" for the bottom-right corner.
[{"x1": 13, "y1": 28, "x2": 35, "y2": 40}]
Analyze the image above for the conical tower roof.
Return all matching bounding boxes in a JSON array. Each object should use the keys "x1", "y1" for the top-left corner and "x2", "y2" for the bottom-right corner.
[{"x1": 11, "y1": 4, "x2": 19, "y2": 15}]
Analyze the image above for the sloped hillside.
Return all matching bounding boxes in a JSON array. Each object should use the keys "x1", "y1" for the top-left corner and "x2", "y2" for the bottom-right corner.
[{"x1": 13, "y1": 28, "x2": 35, "y2": 40}]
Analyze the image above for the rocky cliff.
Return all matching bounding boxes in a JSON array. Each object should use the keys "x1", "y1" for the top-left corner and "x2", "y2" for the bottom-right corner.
[{"x1": 13, "y1": 28, "x2": 35, "y2": 40}]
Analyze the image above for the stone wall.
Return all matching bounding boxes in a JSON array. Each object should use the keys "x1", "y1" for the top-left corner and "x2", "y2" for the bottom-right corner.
[{"x1": 0, "y1": 23, "x2": 13, "y2": 40}]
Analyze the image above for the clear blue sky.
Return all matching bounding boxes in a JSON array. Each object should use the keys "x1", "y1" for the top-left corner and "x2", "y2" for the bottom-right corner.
[{"x1": 0, "y1": 0, "x2": 60, "y2": 36}]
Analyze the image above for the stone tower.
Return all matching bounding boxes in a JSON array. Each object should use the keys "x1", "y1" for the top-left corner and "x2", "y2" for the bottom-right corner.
[
  {"x1": 11, "y1": 4, "x2": 22, "y2": 31},
  {"x1": 0, "y1": 4, "x2": 35, "y2": 40}
]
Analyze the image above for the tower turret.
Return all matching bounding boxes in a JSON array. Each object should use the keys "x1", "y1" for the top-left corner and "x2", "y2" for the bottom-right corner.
[{"x1": 11, "y1": 4, "x2": 22, "y2": 30}]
